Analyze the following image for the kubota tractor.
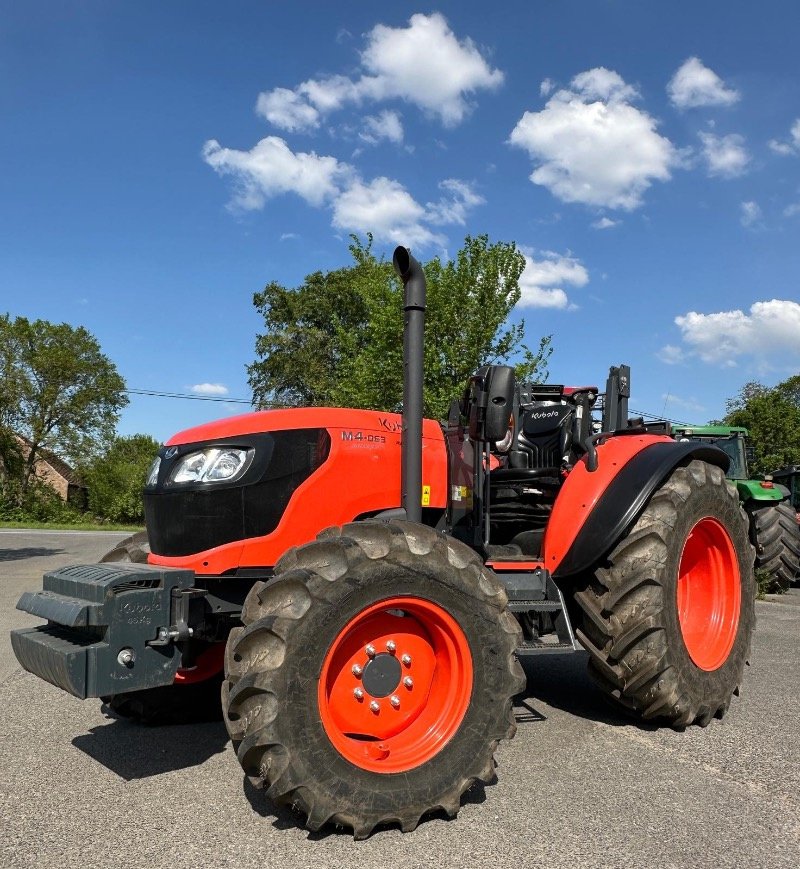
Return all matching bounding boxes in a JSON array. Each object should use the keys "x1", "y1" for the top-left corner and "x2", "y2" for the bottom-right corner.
[{"x1": 11, "y1": 248, "x2": 755, "y2": 838}]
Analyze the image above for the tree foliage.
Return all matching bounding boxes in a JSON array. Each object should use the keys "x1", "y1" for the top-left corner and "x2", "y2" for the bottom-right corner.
[
  {"x1": 0, "y1": 314, "x2": 128, "y2": 501},
  {"x1": 248, "y1": 235, "x2": 552, "y2": 419},
  {"x1": 82, "y1": 434, "x2": 160, "y2": 524},
  {"x1": 723, "y1": 375, "x2": 800, "y2": 474}
]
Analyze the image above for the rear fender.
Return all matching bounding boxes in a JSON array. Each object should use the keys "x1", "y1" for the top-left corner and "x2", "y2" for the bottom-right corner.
[{"x1": 545, "y1": 436, "x2": 729, "y2": 578}]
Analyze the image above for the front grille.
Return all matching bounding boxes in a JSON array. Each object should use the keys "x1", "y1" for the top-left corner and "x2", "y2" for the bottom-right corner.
[{"x1": 145, "y1": 429, "x2": 329, "y2": 557}]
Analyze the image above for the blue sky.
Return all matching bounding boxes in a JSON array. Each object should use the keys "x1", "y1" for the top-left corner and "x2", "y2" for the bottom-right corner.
[{"x1": 2, "y1": 1, "x2": 799, "y2": 443}]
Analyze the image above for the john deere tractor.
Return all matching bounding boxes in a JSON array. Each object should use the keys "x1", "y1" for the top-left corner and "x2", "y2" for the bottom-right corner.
[
  {"x1": 11, "y1": 248, "x2": 755, "y2": 838},
  {"x1": 673, "y1": 425, "x2": 800, "y2": 591}
]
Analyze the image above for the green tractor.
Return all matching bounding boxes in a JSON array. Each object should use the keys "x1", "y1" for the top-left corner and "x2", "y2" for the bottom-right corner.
[{"x1": 673, "y1": 426, "x2": 800, "y2": 592}]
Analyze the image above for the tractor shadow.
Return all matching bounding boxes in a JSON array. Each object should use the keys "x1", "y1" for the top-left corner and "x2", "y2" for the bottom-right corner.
[
  {"x1": 0, "y1": 546, "x2": 65, "y2": 562},
  {"x1": 72, "y1": 717, "x2": 229, "y2": 780},
  {"x1": 243, "y1": 775, "x2": 489, "y2": 840},
  {"x1": 516, "y1": 650, "x2": 657, "y2": 730}
]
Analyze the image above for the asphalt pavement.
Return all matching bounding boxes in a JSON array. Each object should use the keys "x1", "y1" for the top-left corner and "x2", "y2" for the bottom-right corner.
[{"x1": 1, "y1": 529, "x2": 798, "y2": 869}]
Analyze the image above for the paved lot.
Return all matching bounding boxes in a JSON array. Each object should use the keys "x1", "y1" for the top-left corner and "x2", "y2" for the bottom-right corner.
[{"x1": 1, "y1": 529, "x2": 798, "y2": 869}]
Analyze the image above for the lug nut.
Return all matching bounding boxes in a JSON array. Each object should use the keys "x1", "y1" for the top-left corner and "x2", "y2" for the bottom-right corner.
[
  {"x1": 386, "y1": 640, "x2": 396, "y2": 653},
  {"x1": 403, "y1": 676, "x2": 413, "y2": 689},
  {"x1": 352, "y1": 664, "x2": 363, "y2": 677},
  {"x1": 369, "y1": 700, "x2": 380, "y2": 713},
  {"x1": 353, "y1": 688, "x2": 364, "y2": 700},
  {"x1": 365, "y1": 644, "x2": 376, "y2": 658},
  {"x1": 401, "y1": 654, "x2": 412, "y2": 666},
  {"x1": 390, "y1": 695, "x2": 400, "y2": 708}
]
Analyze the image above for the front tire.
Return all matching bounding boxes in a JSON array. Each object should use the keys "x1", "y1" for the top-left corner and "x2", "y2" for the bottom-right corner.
[
  {"x1": 222, "y1": 520, "x2": 524, "y2": 838},
  {"x1": 572, "y1": 460, "x2": 755, "y2": 728},
  {"x1": 747, "y1": 500, "x2": 800, "y2": 593}
]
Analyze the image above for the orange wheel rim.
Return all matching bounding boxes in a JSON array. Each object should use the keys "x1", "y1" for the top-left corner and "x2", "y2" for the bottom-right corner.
[
  {"x1": 318, "y1": 596, "x2": 473, "y2": 773},
  {"x1": 677, "y1": 517, "x2": 741, "y2": 671}
]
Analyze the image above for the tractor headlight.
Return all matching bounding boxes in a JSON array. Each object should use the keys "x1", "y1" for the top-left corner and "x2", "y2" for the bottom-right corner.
[
  {"x1": 170, "y1": 447, "x2": 253, "y2": 484},
  {"x1": 145, "y1": 456, "x2": 161, "y2": 487}
]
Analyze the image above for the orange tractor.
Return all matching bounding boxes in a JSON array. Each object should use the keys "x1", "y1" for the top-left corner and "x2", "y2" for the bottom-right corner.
[{"x1": 12, "y1": 247, "x2": 754, "y2": 837}]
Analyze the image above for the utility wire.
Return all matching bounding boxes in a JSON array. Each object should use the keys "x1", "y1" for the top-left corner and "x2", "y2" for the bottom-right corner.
[
  {"x1": 126, "y1": 388, "x2": 252, "y2": 405},
  {"x1": 126, "y1": 389, "x2": 698, "y2": 426}
]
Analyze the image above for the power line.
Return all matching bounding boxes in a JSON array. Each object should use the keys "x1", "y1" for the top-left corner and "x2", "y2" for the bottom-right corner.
[
  {"x1": 126, "y1": 388, "x2": 252, "y2": 405},
  {"x1": 629, "y1": 407, "x2": 694, "y2": 426}
]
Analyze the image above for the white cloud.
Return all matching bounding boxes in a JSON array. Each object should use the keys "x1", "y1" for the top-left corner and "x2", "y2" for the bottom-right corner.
[
  {"x1": 360, "y1": 110, "x2": 404, "y2": 145},
  {"x1": 699, "y1": 132, "x2": 749, "y2": 178},
  {"x1": 674, "y1": 300, "x2": 800, "y2": 365},
  {"x1": 426, "y1": 179, "x2": 484, "y2": 225},
  {"x1": 539, "y1": 78, "x2": 555, "y2": 97},
  {"x1": 659, "y1": 344, "x2": 683, "y2": 365},
  {"x1": 591, "y1": 216, "x2": 620, "y2": 229},
  {"x1": 667, "y1": 57, "x2": 740, "y2": 109},
  {"x1": 360, "y1": 13, "x2": 504, "y2": 126},
  {"x1": 518, "y1": 250, "x2": 589, "y2": 309},
  {"x1": 202, "y1": 137, "x2": 350, "y2": 209},
  {"x1": 784, "y1": 202, "x2": 800, "y2": 217},
  {"x1": 740, "y1": 200, "x2": 762, "y2": 227},
  {"x1": 768, "y1": 118, "x2": 800, "y2": 156},
  {"x1": 204, "y1": 139, "x2": 483, "y2": 249},
  {"x1": 331, "y1": 177, "x2": 443, "y2": 248},
  {"x1": 191, "y1": 383, "x2": 229, "y2": 396},
  {"x1": 255, "y1": 87, "x2": 321, "y2": 132},
  {"x1": 255, "y1": 13, "x2": 502, "y2": 132},
  {"x1": 570, "y1": 68, "x2": 639, "y2": 102},
  {"x1": 509, "y1": 68, "x2": 677, "y2": 210}
]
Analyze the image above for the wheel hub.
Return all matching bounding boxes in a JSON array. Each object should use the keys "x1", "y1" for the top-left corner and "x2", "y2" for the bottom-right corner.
[{"x1": 361, "y1": 652, "x2": 401, "y2": 698}]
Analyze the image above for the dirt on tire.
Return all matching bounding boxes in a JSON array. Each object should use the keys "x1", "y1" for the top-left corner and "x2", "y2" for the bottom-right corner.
[
  {"x1": 571, "y1": 460, "x2": 755, "y2": 728},
  {"x1": 222, "y1": 519, "x2": 525, "y2": 839}
]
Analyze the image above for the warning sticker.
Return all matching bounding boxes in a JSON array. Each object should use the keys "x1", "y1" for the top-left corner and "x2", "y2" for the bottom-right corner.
[{"x1": 421, "y1": 485, "x2": 431, "y2": 506}]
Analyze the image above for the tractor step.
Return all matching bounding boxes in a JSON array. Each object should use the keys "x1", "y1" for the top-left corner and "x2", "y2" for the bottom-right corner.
[
  {"x1": 516, "y1": 639, "x2": 577, "y2": 656},
  {"x1": 11, "y1": 562, "x2": 195, "y2": 699}
]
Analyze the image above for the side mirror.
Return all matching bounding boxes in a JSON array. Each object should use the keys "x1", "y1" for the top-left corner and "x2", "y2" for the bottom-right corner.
[{"x1": 467, "y1": 365, "x2": 515, "y2": 442}]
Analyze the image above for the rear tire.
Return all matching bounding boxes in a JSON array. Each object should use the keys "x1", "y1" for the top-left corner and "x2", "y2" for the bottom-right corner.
[
  {"x1": 747, "y1": 500, "x2": 800, "y2": 593},
  {"x1": 222, "y1": 519, "x2": 524, "y2": 838},
  {"x1": 572, "y1": 460, "x2": 755, "y2": 728}
]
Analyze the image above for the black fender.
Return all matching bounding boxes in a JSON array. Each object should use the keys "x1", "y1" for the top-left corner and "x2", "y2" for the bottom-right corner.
[{"x1": 552, "y1": 440, "x2": 730, "y2": 579}]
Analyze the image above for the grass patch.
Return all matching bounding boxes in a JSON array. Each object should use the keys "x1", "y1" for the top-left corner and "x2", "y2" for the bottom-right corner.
[{"x1": 0, "y1": 520, "x2": 143, "y2": 532}]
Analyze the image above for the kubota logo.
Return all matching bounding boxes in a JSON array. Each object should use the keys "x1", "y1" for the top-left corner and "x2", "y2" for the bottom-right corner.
[{"x1": 530, "y1": 410, "x2": 560, "y2": 420}]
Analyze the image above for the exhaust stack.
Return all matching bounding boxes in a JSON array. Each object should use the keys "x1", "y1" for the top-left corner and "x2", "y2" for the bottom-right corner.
[{"x1": 393, "y1": 246, "x2": 426, "y2": 524}]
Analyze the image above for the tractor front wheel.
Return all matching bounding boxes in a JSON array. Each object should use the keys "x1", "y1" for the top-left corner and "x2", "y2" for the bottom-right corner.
[
  {"x1": 222, "y1": 519, "x2": 524, "y2": 838},
  {"x1": 573, "y1": 460, "x2": 755, "y2": 728}
]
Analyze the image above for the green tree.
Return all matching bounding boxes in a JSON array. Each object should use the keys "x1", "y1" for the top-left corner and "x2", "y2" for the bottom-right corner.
[
  {"x1": 248, "y1": 235, "x2": 552, "y2": 419},
  {"x1": 0, "y1": 314, "x2": 128, "y2": 501},
  {"x1": 724, "y1": 375, "x2": 800, "y2": 474},
  {"x1": 82, "y1": 434, "x2": 160, "y2": 523}
]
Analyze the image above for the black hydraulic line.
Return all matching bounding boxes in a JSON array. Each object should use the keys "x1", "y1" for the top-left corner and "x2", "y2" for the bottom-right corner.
[{"x1": 393, "y1": 246, "x2": 426, "y2": 524}]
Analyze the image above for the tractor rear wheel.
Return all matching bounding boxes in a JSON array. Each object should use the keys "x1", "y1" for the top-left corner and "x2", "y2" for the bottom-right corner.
[
  {"x1": 747, "y1": 500, "x2": 800, "y2": 593},
  {"x1": 573, "y1": 460, "x2": 755, "y2": 728},
  {"x1": 99, "y1": 532, "x2": 224, "y2": 724},
  {"x1": 222, "y1": 519, "x2": 524, "y2": 839}
]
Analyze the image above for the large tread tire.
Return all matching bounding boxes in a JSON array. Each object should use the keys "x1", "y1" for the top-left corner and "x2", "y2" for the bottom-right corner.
[
  {"x1": 222, "y1": 519, "x2": 525, "y2": 839},
  {"x1": 747, "y1": 500, "x2": 800, "y2": 593},
  {"x1": 99, "y1": 531, "x2": 223, "y2": 724},
  {"x1": 99, "y1": 531, "x2": 150, "y2": 564},
  {"x1": 572, "y1": 460, "x2": 755, "y2": 728}
]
